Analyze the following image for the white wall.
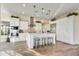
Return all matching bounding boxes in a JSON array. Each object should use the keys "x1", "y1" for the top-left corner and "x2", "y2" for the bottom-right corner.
[
  {"x1": 0, "y1": 4, "x2": 1, "y2": 39},
  {"x1": 56, "y1": 15, "x2": 79, "y2": 44},
  {"x1": 0, "y1": 22, "x2": 1, "y2": 41},
  {"x1": 0, "y1": 4, "x2": 11, "y2": 42},
  {"x1": 0, "y1": 4, "x2": 1, "y2": 21},
  {"x1": 74, "y1": 16, "x2": 79, "y2": 44},
  {"x1": 56, "y1": 16, "x2": 74, "y2": 44},
  {"x1": 1, "y1": 4, "x2": 11, "y2": 22}
]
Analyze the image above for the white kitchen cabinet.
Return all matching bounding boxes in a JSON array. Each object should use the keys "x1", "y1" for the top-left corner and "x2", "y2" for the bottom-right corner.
[
  {"x1": 19, "y1": 21, "x2": 28, "y2": 30},
  {"x1": 10, "y1": 37, "x2": 19, "y2": 42},
  {"x1": 10, "y1": 18, "x2": 19, "y2": 42},
  {"x1": 10, "y1": 18, "x2": 19, "y2": 26},
  {"x1": 0, "y1": 35, "x2": 7, "y2": 42},
  {"x1": 19, "y1": 33, "x2": 26, "y2": 41},
  {"x1": 56, "y1": 16, "x2": 79, "y2": 44},
  {"x1": 10, "y1": 33, "x2": 26, "y2": 42}
]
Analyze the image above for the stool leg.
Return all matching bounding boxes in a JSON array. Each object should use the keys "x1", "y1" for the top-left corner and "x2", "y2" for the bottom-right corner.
[
  {"x1": 33, "y1": 39, "x2": 36, "y2": 48},
  {"x1": 49, "y1": 38, "x2": 51, "y2": 45},
  {"x1": 43, "y1": 38, "x2": 45, "y2": 46},
  {"x1": 47, "y1": 38, "x2": 50, "y2": 45},
  {"x1": 41, "y1": 39, "x2": 43, "y2": 47},
  {"x1": 44, "y1": 39, "x2": 46, "y2": 46},
  {"x1": 40, "y1": 38, "x2": 42, "y2": 47},
  {"x1": 46, "y1": 38, "x2": 48, "y2": 46},
  {"x1": 42, "y1": 38, "x2": 44, "y2": 47},
  {"x1": 49, "y1": 37, "x2": 51, "y2": 45},
  {"x1": 37, "y1": 39, "x2": 40, "y2": 48},
  {"x1": 51, "y1": 38, "x2": 53, "y2": 45},
  {"x1": 36, "y1": 39, "x2": 38, "y2": 48},
  {"x1": 49, "y1": 38, "x2": 53, "y2": 45},
  {"x1": 49, "y1": 38, "x2": 52, "y2": 45}
]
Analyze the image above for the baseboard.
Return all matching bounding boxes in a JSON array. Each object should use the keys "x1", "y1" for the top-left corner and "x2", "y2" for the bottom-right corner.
[
  {"x1": 75, "y1": 41, "x2": 79, "y2": 44},
  {"x1": 56, "y1": 40, "x2": 76, "y2": 45}
]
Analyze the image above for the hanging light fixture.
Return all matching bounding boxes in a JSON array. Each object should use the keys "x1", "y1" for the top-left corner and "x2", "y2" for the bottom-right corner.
[
  {"x1": 46, "y1": 10, "x2": 51, "y2": 16},
  {"x1": 42, "y1": 8, "x2": 45, "y2": 13},
  {"x1": 33, "y1": 5, "x2": 39, "y2": 17},
  {"x1": 33, "y1": 5, "x2": 36, "y2": 8},
  {"x1": 22, "y1": 12, "x2": 24, "y2": 14},
  {"x1": 33, "y1": 5, "x2": 36, "y2": 17}
]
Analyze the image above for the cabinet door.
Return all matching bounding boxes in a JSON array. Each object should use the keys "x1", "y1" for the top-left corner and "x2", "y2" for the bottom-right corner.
[
  {"x1": 10, "y1": 18, "x2": 19, "y2": 26},
  {"x1": 19, "y1": 33, "x2": 26, "y2": 41},
  {"x1": 19, "y1": 21, "x2": 28, "y2": 30},
  {"x1": 0, "y1": 35, "x2": 7, "y2": 42}
]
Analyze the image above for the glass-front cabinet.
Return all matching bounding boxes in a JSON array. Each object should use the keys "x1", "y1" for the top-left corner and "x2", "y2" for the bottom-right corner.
[
  {"x1": 50, "y1": 23, "x2": 56, "y2": 33},
  {"x1": 1, "y1": 21, "x2": 10, "y2": 35},
  {"x1": 0, "y1": 21, "x2": 10, "y2": 42}
]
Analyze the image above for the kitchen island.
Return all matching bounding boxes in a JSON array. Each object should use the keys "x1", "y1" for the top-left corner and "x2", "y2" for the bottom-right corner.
[{"x1": 26, "y1": 33, "x2": 56, "y2": 49}]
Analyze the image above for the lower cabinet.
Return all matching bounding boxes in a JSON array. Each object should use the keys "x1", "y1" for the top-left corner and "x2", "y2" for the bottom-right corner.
[{"x1": 0, "y1": 35, "x2": 7, "y2": 42}]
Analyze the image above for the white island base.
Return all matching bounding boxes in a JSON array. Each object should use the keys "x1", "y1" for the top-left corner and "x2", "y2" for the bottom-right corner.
[{"x1": 26, "y1": 33, "x2": 56, "y2": 49}]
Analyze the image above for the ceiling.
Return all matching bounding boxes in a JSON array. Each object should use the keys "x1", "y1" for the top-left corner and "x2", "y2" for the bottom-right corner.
[{"x1": 1, "y1": 3, "x2": 79, "y2": 20}]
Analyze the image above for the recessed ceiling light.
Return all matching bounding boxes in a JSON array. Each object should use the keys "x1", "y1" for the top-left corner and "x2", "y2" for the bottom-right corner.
[
  {"x1": 42, "y1": 10, "x2": 45, "y2": 12},
  {"x1": 22, "y1": 4, "x2": 26, "y2": 7},
  {"x1": 22, "y1": 12, "x2": 24, "y2": 14}
]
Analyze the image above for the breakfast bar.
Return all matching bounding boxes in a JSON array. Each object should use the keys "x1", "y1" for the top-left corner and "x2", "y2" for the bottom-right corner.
[{"x1": 26, "y1": 33, "x2": 56, "y2": 49}]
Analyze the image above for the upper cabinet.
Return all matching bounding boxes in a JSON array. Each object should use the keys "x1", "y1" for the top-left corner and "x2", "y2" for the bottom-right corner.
[
  {"x1": 10, "y1": 18, "x2": 19, "y2": 26},
  {"x1": 50, "y1": 23, "x2": 56, "y2": 33},
  {"x1": 19, "y1": 21, "x2": 29, "y2": 32}
]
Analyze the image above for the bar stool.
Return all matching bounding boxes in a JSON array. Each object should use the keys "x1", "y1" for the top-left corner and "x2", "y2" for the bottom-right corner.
[
  {"x1": 44, "y1": 37, "x2": 47, "y2": 46},
  {"x1": 41, "y1": 37, "x2": 46, "y2": 47},
  {"x1": 46, "y1": 37, "x2": 49, "y2": 45},
  {"x1": 33, "y1": 37, "x2": 40, "y2": 48},
  {"x1": 48, "y1": 37, "x2": 53, "y2": 45}
]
